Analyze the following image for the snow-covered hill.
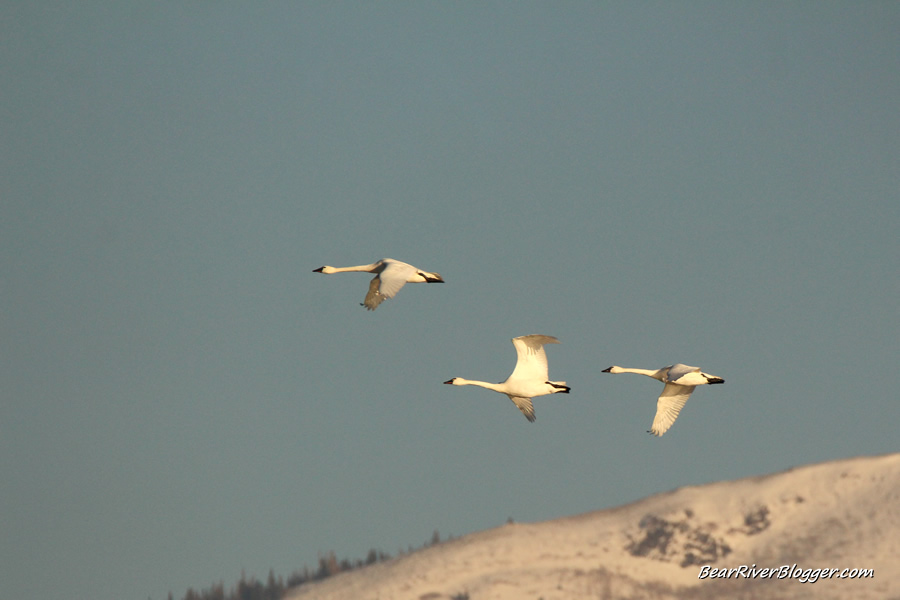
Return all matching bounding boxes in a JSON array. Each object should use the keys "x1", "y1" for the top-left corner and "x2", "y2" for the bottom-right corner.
[{"x1": 286, "y1": 453, "x2": 899, "y2": 600}]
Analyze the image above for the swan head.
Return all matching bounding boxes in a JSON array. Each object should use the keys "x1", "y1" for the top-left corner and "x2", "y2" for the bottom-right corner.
[
  {"x1": 602, "y1": 366, "x2": 623, "y2": 374},
  {"x1": 313, "y1": 266, "x2": 336, "y2": 274}
]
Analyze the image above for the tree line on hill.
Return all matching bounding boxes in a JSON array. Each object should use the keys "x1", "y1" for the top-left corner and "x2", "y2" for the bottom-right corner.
[{"x1": 172, "y1": 530, "x2": 446, "y2": 600}]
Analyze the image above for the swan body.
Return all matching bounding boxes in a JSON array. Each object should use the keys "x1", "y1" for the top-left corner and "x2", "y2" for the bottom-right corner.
[
  {"x1": 313, "y1": 258, "x2": 443, "y2": 310},
  {"x1": 444, "y1": 335, "x2": 570, "y2": 422},
  {"x1": 602, "y1": 363, "x2": 724, "y2": 436}
]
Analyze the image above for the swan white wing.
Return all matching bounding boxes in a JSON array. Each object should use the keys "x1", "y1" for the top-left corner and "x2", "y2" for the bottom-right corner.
[
  {"x1": 649, "y1": 383, "x2": 695, "y2": 436},
  {"x1": 508, "y1": 395, "x2": 536, "y2": 422},
  {"x1": 665, "y1": 364, "x2": 699, "y2": 383},
  {"x1": 362, "y1": 276, "x2": 388, "y2": 310},
  {"x1": 508, "y1": 335, "x2": 559, "y2": 382},
  {"x1": 376, "y1": 260, "x2": 415, "y2": 299}
]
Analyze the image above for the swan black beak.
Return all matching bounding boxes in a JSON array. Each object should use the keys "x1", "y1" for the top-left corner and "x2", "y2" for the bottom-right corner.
[
  {"x1": 443, "y1": 379, "x2": 454, "y2": 384},
  {"x1": 601, "y1": 367, "x2": 612, "y2": 373},
  {"x1": 313, "y1": 267, "x2": 325, "y2": 273}
]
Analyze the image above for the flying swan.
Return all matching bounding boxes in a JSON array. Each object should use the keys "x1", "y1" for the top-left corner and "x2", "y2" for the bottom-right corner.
[
  {"x1": 444, "y1": 335, "x2": 570, "y2": 422},
  {"x1": 313, "y1": 258, "x2": 444, "y2": 310},
  {"x1": 601, "y1": 364, "x2": 724, "y2": 436}
]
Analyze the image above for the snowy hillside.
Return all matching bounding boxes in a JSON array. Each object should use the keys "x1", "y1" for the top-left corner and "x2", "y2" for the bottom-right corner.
[{"x1": 285, "y1": 453, "x2": 899, "y2": 600}]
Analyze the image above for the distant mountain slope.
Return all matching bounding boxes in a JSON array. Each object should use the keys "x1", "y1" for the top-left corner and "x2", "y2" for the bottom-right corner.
[{"x1": 286, "y1": 453, "x2": 900, "y2": 600}]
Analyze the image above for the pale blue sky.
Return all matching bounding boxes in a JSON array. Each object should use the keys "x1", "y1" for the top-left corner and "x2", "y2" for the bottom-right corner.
[{"x1": 2, "y1": 3, "x2": 898, "y2": 600}]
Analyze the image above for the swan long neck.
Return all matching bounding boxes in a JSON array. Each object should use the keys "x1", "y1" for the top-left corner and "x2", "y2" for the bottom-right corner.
[
  {"x1": 453, "y1": 378, "x2": 503, "y2": 393},
  {"x1": 620, "y1": 367, "x2": 659, "y2": 376},
  {"x1": 326, "y1": 263, "x2": 379, "y2": 274},
  {"x1": 609, "y1": 367, "x2": 665, "y2": 380}
]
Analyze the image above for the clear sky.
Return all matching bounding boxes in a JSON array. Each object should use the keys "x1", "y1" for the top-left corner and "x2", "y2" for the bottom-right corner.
[{"x1": 2, "y1": 3, "x2": 898, "y2": 600}]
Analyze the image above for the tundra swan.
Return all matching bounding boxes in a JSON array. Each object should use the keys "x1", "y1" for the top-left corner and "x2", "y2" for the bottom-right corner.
[
  {"x1": 601, "y1": 364, "x2": 724, "y2": 436},
  {"x1": 313, "y1": 258, "x2": 443, "y2": 310},
  {"x1": 444, "y1": 335, "x2": 570, "y2": 422}
]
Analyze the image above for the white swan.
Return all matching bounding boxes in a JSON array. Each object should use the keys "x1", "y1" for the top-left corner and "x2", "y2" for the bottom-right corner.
[
  {"x1": 313, "y1": 258, "x2": 444, "y2": 310},
  {"x1": 601, "y1": 364, "x2": 724, "y2": 436},
  {"x1": 444, "y1": 335, "x2": 570, "y2": 422}
]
